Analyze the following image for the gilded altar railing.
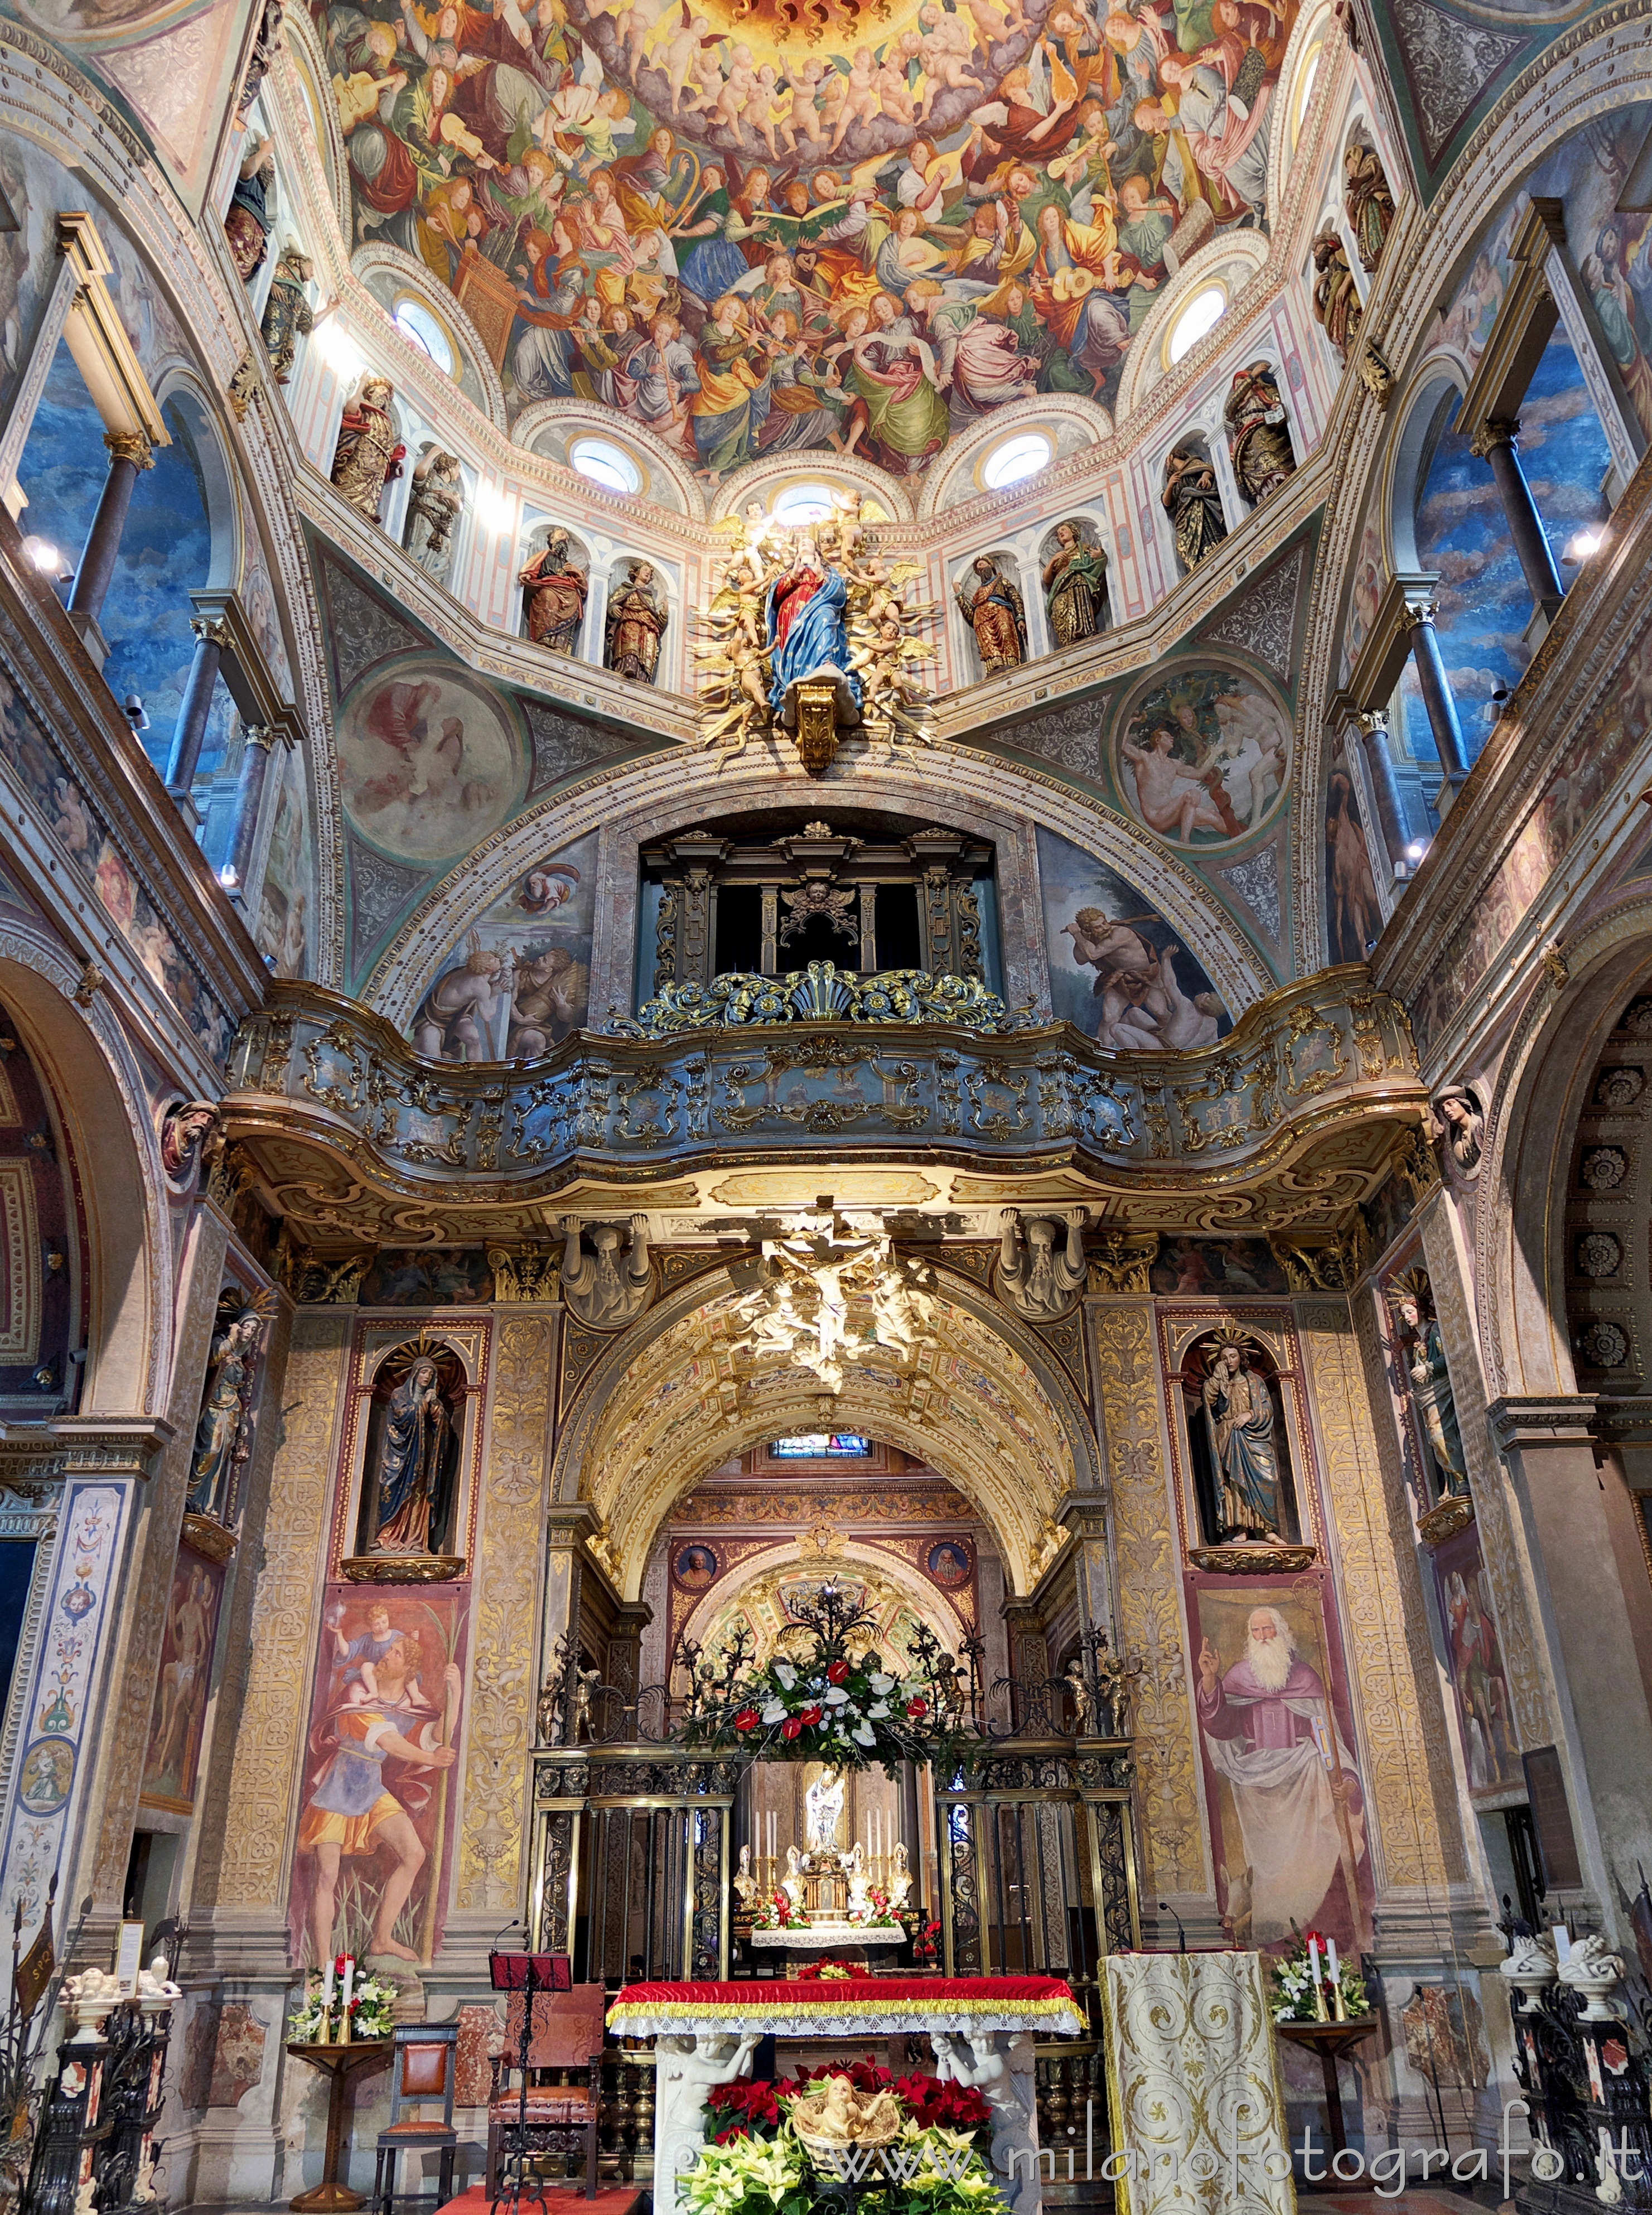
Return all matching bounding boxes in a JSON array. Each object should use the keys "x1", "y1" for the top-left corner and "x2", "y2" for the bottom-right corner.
[{"x1": 224, "y1": 966, "x2": 1422, "y2": 1221}]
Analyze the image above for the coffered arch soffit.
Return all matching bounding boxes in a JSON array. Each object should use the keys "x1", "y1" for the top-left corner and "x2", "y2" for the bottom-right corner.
[{"x1": 554, "y1": 1268, "x2": 1096, "y2": 1601}]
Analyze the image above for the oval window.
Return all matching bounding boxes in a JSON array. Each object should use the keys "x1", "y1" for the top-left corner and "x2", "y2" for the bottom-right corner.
[
  {"x1": 772, "y1": 482, "x2": 837, "y2": 524},
  {"x1": 569, "y1": 437, "x2": 642, "y2": 495},
  {"x1": 393, "y1": 298, "x2": 456, "y2": 375},
  {"x1": 981, "y1": 432, "x2": 1052, "y2": 490},
  {"x1": 1167, "y1": 285, "x2": 1227, "y2": 365}
]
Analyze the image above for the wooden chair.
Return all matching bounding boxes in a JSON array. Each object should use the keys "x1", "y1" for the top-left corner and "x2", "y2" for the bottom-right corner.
[
  {"x1": 373, "y1": 2022, "x2": 459, "y2": 2215},
  {"x1": 486, "y1": 1983, "x2": 607, "y2": 2201}
]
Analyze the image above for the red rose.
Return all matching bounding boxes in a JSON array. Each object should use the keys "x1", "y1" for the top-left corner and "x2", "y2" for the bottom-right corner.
[
  {"x1": 781, "y1": 1717, "x2": 803, "y2": 1741},
  {"x1": 907, "y1": 1695, "x2": 928, "y2": 1718},
  {"x1": 800, "y1": 1704, "x2": 823, "y2": 1726},
  {"x1": 826, "y1": 1659, "x2": 850, "y2": 1684},
  {"x1": 735, "y1": 1707, "x2": 760, "y2": 1731}
]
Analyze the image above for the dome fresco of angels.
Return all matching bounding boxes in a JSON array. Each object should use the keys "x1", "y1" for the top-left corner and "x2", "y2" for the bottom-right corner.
[{"x1": 315, "y1": 0, "x2": 1297, "y2": 471}]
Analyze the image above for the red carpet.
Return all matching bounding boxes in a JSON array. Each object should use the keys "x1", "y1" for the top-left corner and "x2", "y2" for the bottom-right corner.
[{"x1": 435, "y1": 2189, "x2": 641, "y2": 2215}]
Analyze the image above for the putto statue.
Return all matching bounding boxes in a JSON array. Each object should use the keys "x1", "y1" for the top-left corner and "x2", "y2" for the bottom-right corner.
[
  {"x1": 693, "y1": 499, "x2": 936, "y2": 771},
  {"x1": 331, "y1": 375, "x2": 405, "y2": 523}
]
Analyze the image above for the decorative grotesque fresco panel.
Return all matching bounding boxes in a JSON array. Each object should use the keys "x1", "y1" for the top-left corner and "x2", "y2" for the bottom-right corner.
[
  {"x1": 1036, "y1": 824, "x2": 1230, "y2": 1051},
  {"x1": 311, "y1": 0, "x2": 1302, "y2": 472},
  {"x1": 408, "y1": 831, "x2": 595, "y2": 1060}
]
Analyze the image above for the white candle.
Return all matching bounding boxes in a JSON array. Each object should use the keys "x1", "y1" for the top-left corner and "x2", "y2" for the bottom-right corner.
[
  {"x1": 321, "y1": 1957, "x2": 336, "y2": 2007},
  {"x1": 1308, "y1": 1936, "x2": 1322, "y2": 1985},
  {"x1": 341, "y1": 1956, "x2": 355, "y2": 2029},
  {"x1": 1326, "y1": 1938, "x2": 1340, "y2": 1984}
]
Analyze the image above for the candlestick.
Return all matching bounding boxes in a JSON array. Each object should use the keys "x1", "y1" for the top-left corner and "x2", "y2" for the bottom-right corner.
[
  {"x1": 1326, "y1": 1938, "x2": 1345, "y2": 2020},
  {"x1": 1308, "y1": 1937, "x2": 1329, "y2": 2022},
  {"x1": 341, "y1": 1955, "x2": 355, "y2": 2032},
  {"x1": 319, "y1": 1957, "x2": 335, "y2": 2045}
]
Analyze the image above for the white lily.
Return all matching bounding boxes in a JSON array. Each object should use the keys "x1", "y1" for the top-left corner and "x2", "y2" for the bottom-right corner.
[
  {"x1": 824, "y1": 1685, "x2": 849, "y2": 1705},
  {"x1": 852, "y1": 1721, "x2": 876, "y2": 1745},
  {"x1": 867, "y1": 1702, "x2": 890, "y2": 1719},
  {"x1": 760, "y1": 1701, "x2": 788, "y2": 1724},
  {"x1": 774, "y1": 1662, "x2": 797, "y2": 1690},
  {"x1": 870, "y1": 1672, "x2": 895, "y2": 1693}
]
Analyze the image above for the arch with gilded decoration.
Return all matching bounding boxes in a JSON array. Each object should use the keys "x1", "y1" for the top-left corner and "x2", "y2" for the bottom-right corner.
[{"x1": 551, "y1": 1265, "x2": 1100, "y2": 1603}]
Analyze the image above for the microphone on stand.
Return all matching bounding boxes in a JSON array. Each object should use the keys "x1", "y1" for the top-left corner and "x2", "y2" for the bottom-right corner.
[{"x1": 1158, "y1": 1900, "x2": 1187, "y2": 1954}]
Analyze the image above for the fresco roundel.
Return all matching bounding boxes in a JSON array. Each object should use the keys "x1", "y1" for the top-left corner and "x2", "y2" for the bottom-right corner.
[
  {"x1": 337, "y1": 662, "x2": 525, "y2": 866},
  {"x1": 1112, "y1": 667, "x2": 1291, "y2": 850}
]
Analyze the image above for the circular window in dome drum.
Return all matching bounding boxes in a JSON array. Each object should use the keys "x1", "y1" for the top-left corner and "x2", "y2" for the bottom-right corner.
[
  {"x1": 980, "y1": 432, "x2": 1052, "y2": 490},
  {"x1": 393, "y1": 298, "x2": 455, "y2": 375},
  {"x1": 1167, "y1": 285, "x2": 1228, "y2": 365},
  {"x1": 569, "y1": 437, "x2": 643, "y2": 494}
]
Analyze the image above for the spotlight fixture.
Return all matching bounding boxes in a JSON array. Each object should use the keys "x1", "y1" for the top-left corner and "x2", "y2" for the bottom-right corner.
[
  {"x1": 122, "y1": 693, "x2": 150, "y2": 734},
  {"x1": 1564, "y1": 530, "x2": 1601, "y2": 564},
  {"x1": 21, "y1": 535, "x2": 67, "y2": 580}
]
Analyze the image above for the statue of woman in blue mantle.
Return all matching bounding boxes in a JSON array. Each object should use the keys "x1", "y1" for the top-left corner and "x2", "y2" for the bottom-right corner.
[
  {"x1": 766, "y1": 533, "x2": 862, "y2": 733},
  {"x1": 370, "y1": 1352, "x2": 453, "y2": 1557}
]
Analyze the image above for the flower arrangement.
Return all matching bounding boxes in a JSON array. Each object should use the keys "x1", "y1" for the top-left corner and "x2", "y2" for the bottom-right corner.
[
  {"x1": 692, "y1": 2064, "x2": 996, "y2": 2215},
  {"x1": 752, "y1": 1889, "x2": 798, "y2": 1931},
  {"x1": 794, "y1": 1960, "x2": 870, "y2": 1981},
  {"x1": 910, "y1": 1918, "x2": 943, "y2": 1967},
  {"x1": 848, "y1": 1884, "x2": 899, "y2": 1929},
  {"x1": 676, "y1": 1585, "x2": 969, "y2": 1778},
  {"x1": 1270, "y1": 1929, "x2": 1369, "y2": 2024},
  {"x1": 288, "y1": 1955, "x2": 398, "y2": 2043}
]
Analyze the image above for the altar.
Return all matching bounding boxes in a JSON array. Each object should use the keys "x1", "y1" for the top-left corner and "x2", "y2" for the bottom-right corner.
[{"x1": 608, "y1": 1975, "x2": 1083, "y2": 2215}]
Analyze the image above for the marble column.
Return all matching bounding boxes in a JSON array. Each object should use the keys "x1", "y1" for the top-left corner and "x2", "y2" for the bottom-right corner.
[
  {"x1": 1354, "y1": 709, "x2": 1411, "y2": 870},
  {"x1": 223, "y1": 724, "x2": 273, "y2": 895},
  {"x1": 1486, "y1": 1396, "x2": 1652, "y2": 1928},
  {"x1": 1400, "y1": 600, "x2": 1470, "y2": 792},
  {"x1": 68, "y1": 431, "x2": 152, "y2": 658},
  {"x1": 1470, "y1": 419, "x2": 1564, "y2": 620},
  {"x1": 165, "y1": 615, "x2": 231, "y2": 814}
]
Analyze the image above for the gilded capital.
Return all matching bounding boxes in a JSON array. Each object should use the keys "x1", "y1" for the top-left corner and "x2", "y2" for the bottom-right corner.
[
  {"x1": 103, "y1": 429, "x2": 153, "y2": 470},
  {"x1": 1399, "y1": 598, "x2": 1438, "y2": 631},
  {"x1": 190, "y1": 615, "x2": 233, "y2": 649},
  {"x1": 1469, "y1": 417, "x2": 1520, "y2": 461},
  {"x1": 240, "y1": 722, "x2": 274, "y2": 751}
]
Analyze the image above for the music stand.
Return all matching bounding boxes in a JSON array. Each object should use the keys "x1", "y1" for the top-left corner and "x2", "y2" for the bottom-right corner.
[{"x1": 489, "y1": 1936, "x2": 573, "y2": 2215}]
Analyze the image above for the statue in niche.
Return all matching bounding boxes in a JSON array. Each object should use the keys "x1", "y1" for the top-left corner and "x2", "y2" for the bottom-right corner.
[
  {"x1": 1386, "y1": 1276, "x2": 1469, "y2": 1500},
  {"x1": 1225, "y1": 364, "x2": 1296, "y2": 505},
  {"x1": 259, "y1": 243, "x2": 313, "y2": 384},
  {"x1": 733, "y1": 1845, "x2": 760, "y2": 1913},
  {"x1": 561, "y1": 1215, "x2": 654, "y2": 1326},
  {"x1": 520, "y1": 528, "x2": 588, "y2": 655},
  {"x1": 887, "y1": 1840, "x2": 913, "y2": 1912},
  {"x1": 225, "y1": 135, "x2": 274, "y2": 283},
  {"x1": 954, "y1": 556, "x2": 1026, "y2": 675},
  {"x1": 1196, "y1": 1333, "x2": 1288, "y2": 1542},
  {"x1": 1041, "y1": 522, "x2": 1108, "y2": 651},
  {"x1": 403, "y1": 447, "x2": 464, "y2": 583},
  {"x1": 186, "y1": 1297, "x2": 267, "y2": 1523},
  {"x1": 1433, "y1": 1085, "x2": 1484, "y2": 1178},
  {"x1": 367, "y1": 1348, "x2": 458, "y2": 1556},
  {"x1": 605, "y1": 560, "x2": 668, "y2": 684},
  {"x1": 1344, "y1": 143, "x2": 1396, "y2": 273},
  {"x1": 1311, "y1": 229, "x2": 1363, "y2": 359},
  {"x1": 331, "y1": 375, "x2": 405, "y2": 524},
  {"x1": 996, "y1": 1208, "x2": 1086, "y2": 1321},
  {"x1": 781, "y1": 1845, "x2": 806, "y2": 1915},
  {"x1": 1162, "y1": 446, "x2": 1227, "y2": 571}
]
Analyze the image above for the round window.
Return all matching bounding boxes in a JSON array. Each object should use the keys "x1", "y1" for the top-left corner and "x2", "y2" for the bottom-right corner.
[
  {"x1": 569, "y1": 437, "x2": 643, "y2": 494},
  {"x1": 393, "y1": 298, "x2": 455, "y2": 375},
  {"x1": 980, "y1": 432, "x2": 1052, "y2": 490},
  {"x1": 1167, "y1": 285, "x2": 1227, "y2": 365}
]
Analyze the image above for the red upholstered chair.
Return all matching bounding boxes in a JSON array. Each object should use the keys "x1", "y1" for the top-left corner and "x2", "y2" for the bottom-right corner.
[
  {"x1": 373, "y1": 2023, "x2": 459, "y2": 2215},
  {"x1": 486, "y1": 1983, "x2": 607, "y2": 2200}
]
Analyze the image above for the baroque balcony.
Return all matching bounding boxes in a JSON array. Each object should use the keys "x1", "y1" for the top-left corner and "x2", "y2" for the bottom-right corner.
[{"x1": 221, "y1": 963, "x2": 1426, "y2": 1251}]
